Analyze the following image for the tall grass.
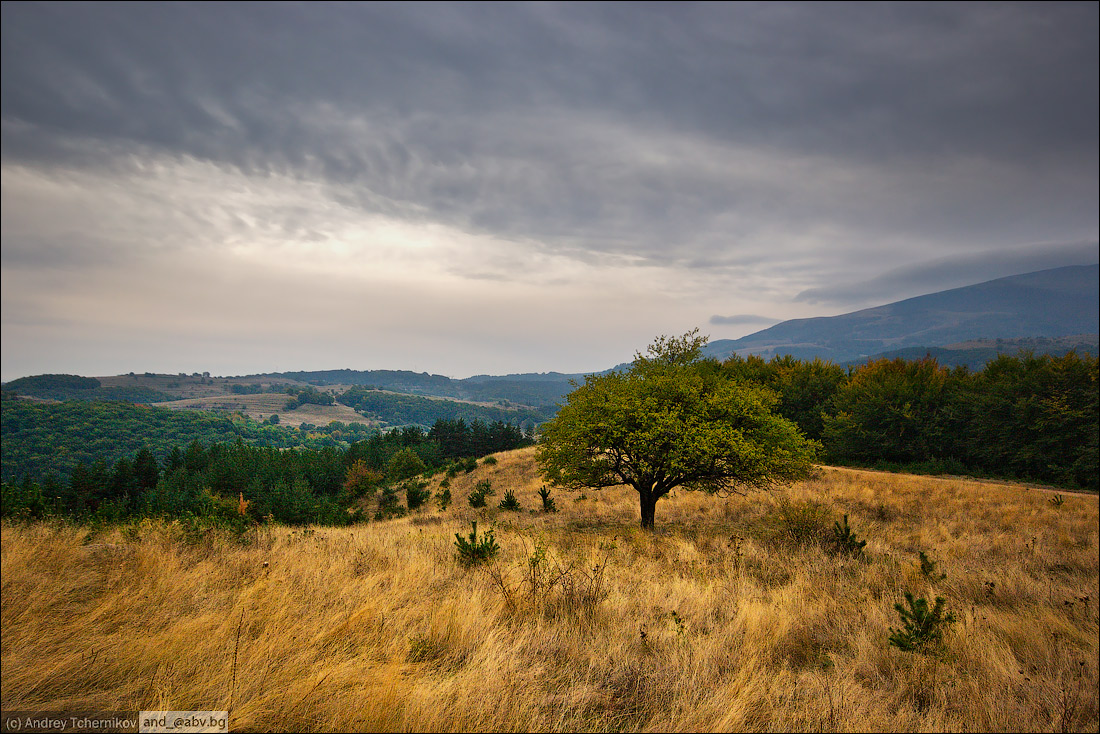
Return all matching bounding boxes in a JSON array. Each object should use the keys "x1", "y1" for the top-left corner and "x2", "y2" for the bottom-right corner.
[{"x1": 2, "y1": 448, "x2": 1097, "y2": 731}]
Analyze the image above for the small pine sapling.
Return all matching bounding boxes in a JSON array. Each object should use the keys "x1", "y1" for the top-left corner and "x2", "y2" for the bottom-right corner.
[
  {"x1": 498, "y1": 489, "x2": 521, "y2": 511},
  {"x1": 831, "y1": 514, "x2": 867, "y2": 556},
  {"x1": 888, "y1": 592, "x2": 956, "y2": 652},
  {"x1": 468, "y1": 479, "x2": 494, "y2": 508},
  {"x1": 538, "y1": 486, "x2": 558, "y2": 513},
  {"x1": 454, "y1": 521, "x2": 500, "y2": 567},
  {"x1": 436, "y1": 487, "x2": 452, "y2": 511}
]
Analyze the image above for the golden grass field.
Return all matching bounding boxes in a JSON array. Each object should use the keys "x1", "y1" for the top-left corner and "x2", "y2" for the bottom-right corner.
[{"x1": 2, "y1": 448, "x2": 1097, "y2": 732}]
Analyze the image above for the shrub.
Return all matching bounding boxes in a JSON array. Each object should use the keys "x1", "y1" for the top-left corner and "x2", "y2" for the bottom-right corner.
[
  {"x1": 888, "y1": 592, "x2": 956, "y2": 652},
  {"x1": 766, "y1": 496, "x2": 830, "y2": 546},
  {"x1": 538, "y1": 486, "x2": 558, "y2": 513},
  {"x1": 405, "y1": 480, "x2": 431, "y2": 511},
  {"x1": 830, "y1": 514, "x2": 867, "y2": 556},
  {"x1": 482, "y1": 456, "x2": 498, "y2": 466},
  {"x1": 918, "y1": 551, "x2": 947, "y2": 581},
  {"x1": 468, "y1": 479, "x2": 494, "y2": 508},
  {"x1": 343, "y1": 460, "x2": 384, "y2": 501},
  {"x1": 374, "y1": 485, "x2": 405, "y2": 521},
  {"x1": 454, "y1": 521, "x2": 499, "y2": 567},
  {"x1": 436, "y1": 487, "x2": 452, "y2": 511},
  {"x1": 499, "y1": 489, "x2": 521, "y2": 511}
]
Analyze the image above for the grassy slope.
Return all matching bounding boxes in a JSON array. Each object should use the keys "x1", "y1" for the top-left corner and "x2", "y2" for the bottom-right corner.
[
  {"x1": 156, "y1": 393, "x2": 371, "y2": 428},
  {"x1": 2, "y1": 449, "x2": 1097, "y2": 732}
]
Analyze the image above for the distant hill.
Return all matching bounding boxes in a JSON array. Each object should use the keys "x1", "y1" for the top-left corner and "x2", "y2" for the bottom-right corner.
[
  {"x1": 262, "y1": 369, "x2": 586, "y2": 408},
  {"x1": 846, "y1": 334, "x2": 1099, "y2": 370},
  {"x1": 704, "y1": 264, "x2": 1099, "y2": 364}
]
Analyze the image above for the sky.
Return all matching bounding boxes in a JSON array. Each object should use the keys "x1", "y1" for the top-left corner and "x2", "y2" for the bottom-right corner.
[{"x1": 2, "y1": 1, "x2": 1097, "y2": 382}]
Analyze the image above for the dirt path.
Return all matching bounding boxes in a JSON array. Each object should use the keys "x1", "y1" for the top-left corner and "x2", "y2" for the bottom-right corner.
[{"x1": 821, "y1": 464, "x2": 1099, "y2": 499}]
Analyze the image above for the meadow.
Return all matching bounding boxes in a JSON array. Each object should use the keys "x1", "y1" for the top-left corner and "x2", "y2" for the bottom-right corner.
[{"x1": 2, "y1": 447, "x2": 1097, "y2": 732}]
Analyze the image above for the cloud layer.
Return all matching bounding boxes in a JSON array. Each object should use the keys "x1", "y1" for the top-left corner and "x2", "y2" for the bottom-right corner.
[{"x1": 2, "y1": 2, "x2": 1097, "y2": 380}]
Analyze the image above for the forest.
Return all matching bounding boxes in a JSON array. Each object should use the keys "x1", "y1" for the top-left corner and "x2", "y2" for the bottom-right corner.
[{"x1": 1, "y1": 414, "x2": 532, "y2": 525}]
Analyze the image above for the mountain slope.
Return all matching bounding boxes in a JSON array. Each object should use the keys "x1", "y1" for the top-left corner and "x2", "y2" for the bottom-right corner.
[{"x1": 704, "y1": 264, "x2": 1099, "y2": 363}]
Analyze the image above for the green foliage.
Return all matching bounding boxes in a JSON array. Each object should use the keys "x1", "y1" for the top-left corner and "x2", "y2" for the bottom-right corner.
[
  {"x1": 1050, "y1": 493, "x2": 1066, "y2": 508},
  {"x1": 284, "y1": 387, "x2": 336, "y2": 410},
  {"x1": 538, "y1": 486, "x2": 558, "y2": 513},
  {"x1": 888, "y1": 592, "x2": 956, "y2": 653},
  {"x1": 338, "y1": 388, "x2": 549, "y2": 429},
  {"x1": 387, "y1": 447, "x2": 427, "y2": 482},
  {"x1": 405, "y1": 480, "x2": 431, "y2": 511},
  {"x1": 4, "y1": 374, "x2": 102, "y2": 392},
  {"x1": 823, "y1": 358, "x2": 956, "y2": 465},
  {"x1": 3, "y1": 374, "x2": 172, "y2": 403},
  {"x1": 498, "y1": 488, "x2": 521, "y2": 511},
  {"x1": 830, "y1": 514, "x2": 867, "y2": 556},
  {"x1": 0, "y1": 398, "x2": 335, "y2": 483},
  {"x1": 918, "y1": 551, "x2": 947, "y2": 581},
  {"x1": 722, "y1": 355, "x2": 847, "y2": 440},
  {"x1": 537, "y1": 330, "x2": 818, "y2": 528},
  {"x1": 820, "y1": 352, "x2": 1098, "y2": 491},
  {"x1": 374, "y1": 485, "x2": 405, "y2": 521},
  {"x1": 482, "y1": 455, "x2": 498, "y2": 466},
  {"x1": 436, "y1": 487, "x2": 452, "y2": 511},
  {"x1": 468, "y1": 479, "x2": 494, "y2": 508},
  {"x1": 454, "y1": 521, "x2": 499, "y2": 567}
]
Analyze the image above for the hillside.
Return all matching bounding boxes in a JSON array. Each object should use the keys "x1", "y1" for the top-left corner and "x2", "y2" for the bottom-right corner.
[
  {"x1": 705, "y1": 264, "x2": 1100, "y2": 363},
  {"x1": 846, "y1": 334, "x2": 1100, "y2": 370},
  {"x1": 2, "y1": 448, "x2": 1096, "y2": 731}
]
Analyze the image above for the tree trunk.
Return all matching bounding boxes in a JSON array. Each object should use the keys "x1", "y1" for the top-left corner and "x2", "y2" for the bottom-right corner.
[{"x1": 639, "y1": 489, "x2": 657, "y2": 529}]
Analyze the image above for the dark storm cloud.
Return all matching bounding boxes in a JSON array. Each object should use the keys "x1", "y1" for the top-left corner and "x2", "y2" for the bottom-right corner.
[{"x1": 3, "y1": 1, "x2": 1097, "y2": 268}]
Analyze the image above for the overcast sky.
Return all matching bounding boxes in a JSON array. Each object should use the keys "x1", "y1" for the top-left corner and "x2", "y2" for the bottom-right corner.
[{"x1": 2, "y1": 1, "x2": 1097, "y2": 381}]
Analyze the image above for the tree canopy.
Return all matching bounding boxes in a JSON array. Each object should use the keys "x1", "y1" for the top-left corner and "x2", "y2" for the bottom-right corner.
[{"x1": 536, "y1": 331, "x2": 818, "y2": 528}]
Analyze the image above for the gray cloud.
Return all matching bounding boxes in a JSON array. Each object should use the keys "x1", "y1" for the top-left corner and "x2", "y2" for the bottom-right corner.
[
  {"x1": 3, "y1": 3, "x2": 1096, "y2": 258},
  {"x1": 709, "y1": 314, "x2": 781, "y2": 327},
  {"x1": 1, "y1": 2, "x2": 1097, "y2": 379},
  {"x1": 794, "y1": 240, "x2": 1100, "y2": 307}
]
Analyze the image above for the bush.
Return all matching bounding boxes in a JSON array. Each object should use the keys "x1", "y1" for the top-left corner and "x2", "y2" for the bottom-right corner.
[
  {"x1": 498, "y1": 489, "x2": 521, "y2": 511},
  {"x1": 830, "y1": 514, "x2": 867, "y2": 556},
  {"x1": 405, "y1": 480, "x2": 431, "y2": 511},
  {"x1": 436, "y1": 487, "x2": 452, "y2": 511},
  {"x1": 374, "y1": 485, "x2": 405, "y2": 520},
  {"x1": 482, "y1": 456, "x2": 498, "y2": 466},
  {"x1": 765, "y1": 496, "x2": 830, "y2": 547},
  {"x1": 538, "y1": 486, "x2": 557, "y2": 513},
  {"x1": 454, "y1": 521, "x2": 499, "y2": 567},
  {"x1": 918, "y1": 551, "x2": 947, "y2": 581},
  {"x1": 888, "y1": 592, "x2": 956, "y2": 652},
  {"x1": 468, "y1": 479, "x2": 494, "y2": 508}
]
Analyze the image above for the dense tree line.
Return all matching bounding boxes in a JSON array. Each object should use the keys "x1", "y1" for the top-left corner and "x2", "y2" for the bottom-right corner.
[
  {"x1": 2, "y1": 417, "x2": 533, "y2": 524},
  {"x1": 721, "y1": 351, "x2": 1098, "y2": 491},
  {"x1": 1, "y1": 373, "x2": 173, "y2": 403},
  {"x1": 0, "y1": 396, "x2": 353, "y2": 482},
  {"x1": 284, "y1": 386, "x2": 336, "y2": 410},
  {"x1": 337, "y1": 387, "x2": 550, "y2": 428}
]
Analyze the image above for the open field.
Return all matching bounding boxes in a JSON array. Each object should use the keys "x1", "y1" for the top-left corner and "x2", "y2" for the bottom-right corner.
[
  {"x1": 2, "y1": 449, "x2": 1097, "y2": 732},
  {"x1": 154, "y1": 393, "x2": 372, "y2": 428}
]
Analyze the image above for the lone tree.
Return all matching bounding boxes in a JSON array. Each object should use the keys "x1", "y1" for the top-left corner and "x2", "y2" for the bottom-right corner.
[{"x1": 536, "y1": 330, "x2": 818, "y2": 529}]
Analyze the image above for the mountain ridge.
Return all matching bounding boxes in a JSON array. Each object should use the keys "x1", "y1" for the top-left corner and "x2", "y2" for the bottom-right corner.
[{"x1": 703, "y1": 264, "x2": 1099, "y2": 363}]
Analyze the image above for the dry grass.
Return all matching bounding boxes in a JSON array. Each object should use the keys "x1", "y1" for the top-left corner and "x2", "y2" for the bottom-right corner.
[
  {"x1": 2, "y1": 448, "x2": 1097, "y2": 732},
  {"x1": 154, "y1": 393, "x2": 369, "y2": 428}
]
